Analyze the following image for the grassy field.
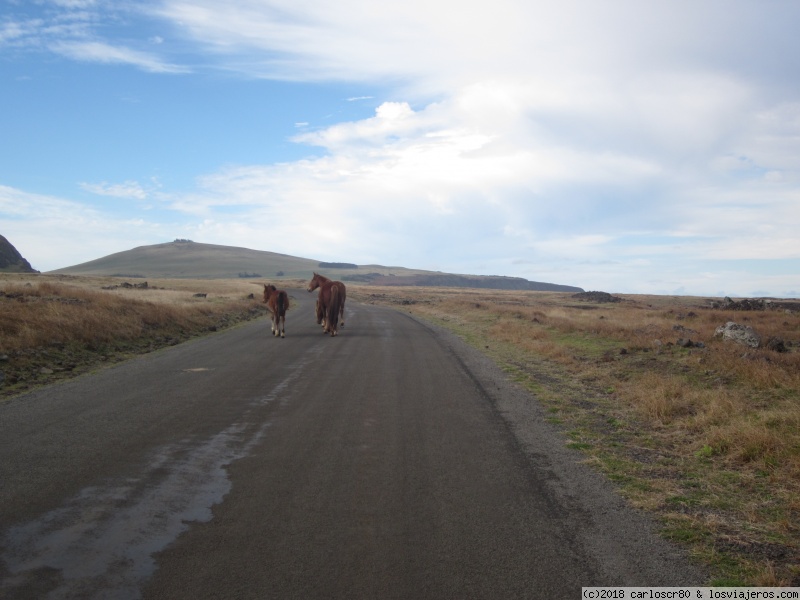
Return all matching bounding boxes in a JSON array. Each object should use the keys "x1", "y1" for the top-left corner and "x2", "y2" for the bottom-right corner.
[
  {"x1": 3, "y1": 273, "x2": 799, "y2": 585},
  {"x1": 349, "y1": 285, "x2": 800, "y2": 587},
  {"x1": 0, "y1": 273, "x2": 284, "y2": 397}
]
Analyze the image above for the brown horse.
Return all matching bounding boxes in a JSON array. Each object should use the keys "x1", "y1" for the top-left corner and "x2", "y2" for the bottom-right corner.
[
  {"x1": 307, "y1": 272, "x2": 346, "y2": 329},
  {"x1": 307, "y1": 275, "x2": 344, "y2": 336},
  {"x1": 323, "y1": 282, "x2": 343, "y2": 337},
  {"x1": 262, "y1": 284, "x2": 289, "y2": 338}
]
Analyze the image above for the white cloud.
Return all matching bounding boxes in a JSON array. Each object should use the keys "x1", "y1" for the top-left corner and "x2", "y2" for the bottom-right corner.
[
  {"x1": 51, "y1": 0, "x2": 98, "y2": 8},
  {"x1": 1, "y1": 3, "x2": 188, "y2": 74},
  {"x1": 80, "y1": 181, "x2": 150, "y2": 200},
  {"x1": 153, "y1": 1, "x2": 799, "y2": 95},
  {"x1": 0, "y1": 20, "x2": 31, "y2": 45},
  {"x1": 50, "y1": 41, "x2": 189, "y2": 73},
  {"x1": 151, "y1": 74, "x2": 800, "y2": 295},
  {"x1": 0, "y1": 185, "x2": 169, "y2": 271}
]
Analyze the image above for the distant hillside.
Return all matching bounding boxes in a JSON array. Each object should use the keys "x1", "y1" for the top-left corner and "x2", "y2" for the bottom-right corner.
[
  {"x1": 49, "y1": 240, "x2": 583, "y2": 292},
  {"x1": 49, "y1": 240, "x2": 320, "y2": 280},
  {"x1": 343, "y1": 273, "x2": 583, "y2": 292},
  {"x1": 0, "y1": 234, "x2": 37, "y2": 273}
]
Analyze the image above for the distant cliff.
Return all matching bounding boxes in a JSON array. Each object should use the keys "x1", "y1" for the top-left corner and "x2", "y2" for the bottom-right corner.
[{"x1": 0, "y1": 235, "x2": 37, "y2": 273}]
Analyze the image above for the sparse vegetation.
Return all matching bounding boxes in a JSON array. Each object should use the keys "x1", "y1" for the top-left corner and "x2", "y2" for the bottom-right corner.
[
  {"x1": 351, "y1": 285, "x2": 800, "y2": 587},
  {"x1": 0, "y1": 274, "x2": 269, "y2": 398}
]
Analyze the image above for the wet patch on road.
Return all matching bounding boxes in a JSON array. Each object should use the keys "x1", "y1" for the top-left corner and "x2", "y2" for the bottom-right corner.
[
  {"x1": 1, "y1": 422, "x2": 269, "y2": 599},
  {"x1": 1, "y1": 340, "x2": 325, "y2": 599}
]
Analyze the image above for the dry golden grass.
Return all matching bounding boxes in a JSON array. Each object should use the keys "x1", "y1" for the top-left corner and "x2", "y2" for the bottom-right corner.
[
  {"x1": 0, "y1": 274, "x2": 271, "y2": 397},
  {"x1": 351, "y1": 285, "x2": 800, "y2": 586}
]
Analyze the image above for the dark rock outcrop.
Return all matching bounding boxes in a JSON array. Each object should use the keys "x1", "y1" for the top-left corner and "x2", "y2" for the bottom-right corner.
[
  {"x1": 0, "y1": 235, "x2": 37, "y2": 273},
  {"x1": 571, "y1": 291, "x2": 622, "y2": 303}
]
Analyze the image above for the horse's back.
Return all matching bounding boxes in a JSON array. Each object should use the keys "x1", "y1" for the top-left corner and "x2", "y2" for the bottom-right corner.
[{"x1": 264, "y1": 284, "x2": 289, "y2": 316}]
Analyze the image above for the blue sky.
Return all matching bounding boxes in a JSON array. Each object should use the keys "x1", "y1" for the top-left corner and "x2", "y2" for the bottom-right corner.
[{"x1": 1, "y1": 0, "x2": 799, "y2": 297}]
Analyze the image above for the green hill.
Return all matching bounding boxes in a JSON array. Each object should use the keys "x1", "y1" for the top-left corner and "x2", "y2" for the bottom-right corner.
[{"x1": 49, "y1": 240, "x2": 584, "y2": 292}]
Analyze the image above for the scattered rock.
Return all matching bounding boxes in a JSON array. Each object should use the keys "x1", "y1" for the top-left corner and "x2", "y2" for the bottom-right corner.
[
  {"x1": 673, "y1": 324, "x2": 698, "y2": 334},
  {"x1": 193, "y1": 293, "x2": 207, "y2": 298},
  {"x1": 765, "y1": 336, "x2": 787, "y2": 353},
  {"x1": 710, "y1": 297, "x2": 767, "y2": 311},
  {"x1": 571, "y1": 291, "x2": 622, "y2": 303},
  {"x1": 714, "y1": 321, "x2": 761, "y2": 348},
  {"x1": 708, "y1": 297, "x2": 800, "y2": 312},
  {"x1": 676, "y1": 339, "x2": 706, "y2": 349},
  {"x1": 102, "y1": 281, "x2": 149, "y2": 290}
]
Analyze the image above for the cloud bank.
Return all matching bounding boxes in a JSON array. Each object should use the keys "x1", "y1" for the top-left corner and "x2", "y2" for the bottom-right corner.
[{"x1": 2, "y1": 0, "x2": 799, "y2": 296}]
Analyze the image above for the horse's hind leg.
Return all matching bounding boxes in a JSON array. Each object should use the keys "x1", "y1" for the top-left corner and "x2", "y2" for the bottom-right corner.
[
  {"x1": 315, "y1": 299, "x2": 326, "y2": 329},
  {"x1": 280, "y1": 314, "x2": 286, "y2": 338}
]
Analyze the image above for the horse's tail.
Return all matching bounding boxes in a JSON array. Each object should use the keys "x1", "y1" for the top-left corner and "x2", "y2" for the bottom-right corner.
[
  {"x1": 338, "y1": 281, "x2": 346, "y2": 325},
  {"x1": 327, "y1": 284, "x2": 341, "y2": 332},
  {"x1": 278, "y1": 291, "x2": 289, "y2": 316}
]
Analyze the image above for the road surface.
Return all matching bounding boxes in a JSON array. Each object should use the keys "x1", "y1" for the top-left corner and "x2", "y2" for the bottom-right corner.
[{"x1": 0, "y1": 289, "x2": 702, "y2": 599}]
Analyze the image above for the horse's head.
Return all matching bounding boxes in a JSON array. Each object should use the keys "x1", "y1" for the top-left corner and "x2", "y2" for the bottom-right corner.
[
  {"x1": 263, "y1": 283, "x2": 276, "y2": 302},
  {"x1": 307, "y1": 272, "x2": 320, "y2": 293}
]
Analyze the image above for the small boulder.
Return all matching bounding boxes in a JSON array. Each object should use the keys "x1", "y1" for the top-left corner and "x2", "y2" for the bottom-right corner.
[
  {"x1": 714, "y1": 321, "x2": 761, "y2": 348},
  {"x1": 765, "y1": 336, "x2": 787, "y2": 353}
]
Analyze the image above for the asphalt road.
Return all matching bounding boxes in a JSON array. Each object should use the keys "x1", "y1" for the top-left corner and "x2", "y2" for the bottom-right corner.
[{"x1": 0, "y1": 289, "x2": 703, "y2": 599}]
